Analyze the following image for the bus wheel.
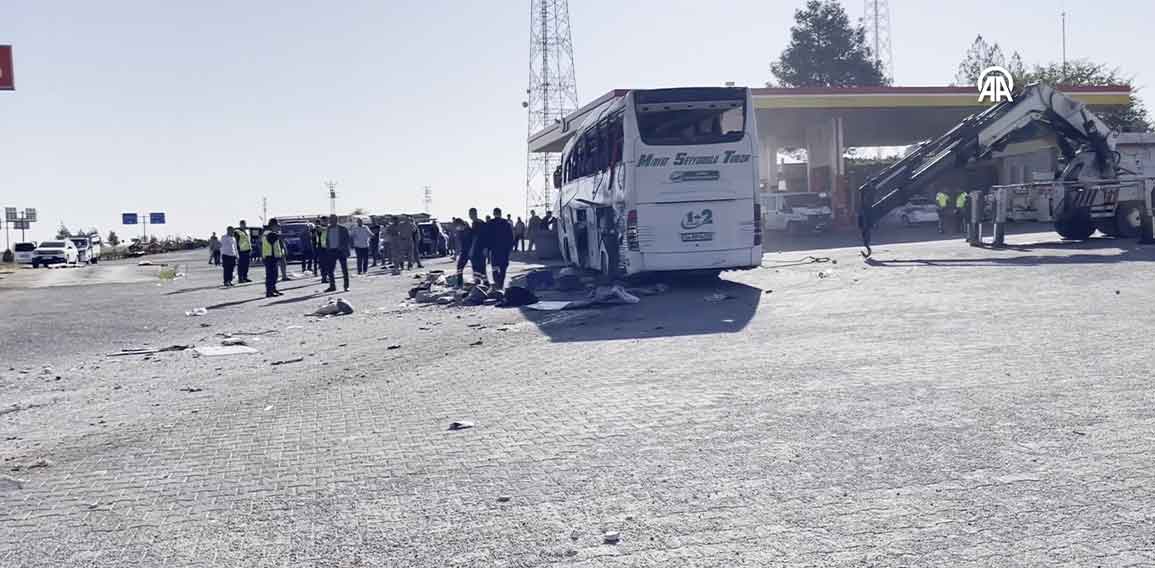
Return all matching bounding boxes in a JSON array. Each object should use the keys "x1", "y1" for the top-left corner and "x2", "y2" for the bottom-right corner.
[{"x1": 1114, "y1": 203, "x2": 1142, "y2": 238}]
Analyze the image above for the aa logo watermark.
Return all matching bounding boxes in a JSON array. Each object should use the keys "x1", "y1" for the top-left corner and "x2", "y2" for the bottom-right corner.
[{"x1": 977, "y1": 66, "x2": 1014, "y2": 103}]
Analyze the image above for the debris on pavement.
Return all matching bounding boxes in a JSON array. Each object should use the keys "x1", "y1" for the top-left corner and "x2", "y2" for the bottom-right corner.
[
  {"x1": 0, "y1": 476, "x2": 26, "y2": 492},
  {"x1": 496, "y1": 495, "x2": 511, "y2": 502},
  {"x1": 184, "y1": 307, "x2": 209, "y2": 317},
  {"x1": 469, "y1": 340, "x2": 483, "y2": 346},
  {"x1": 704, "y1": 292, "x2": 732, "y2": 303},
  {"x1": 220, "y1": 337, "x2": 247, "y2": 346},
  {"x1": 525, "y1": 285, "x2": 640, "y2": 311},
  {"x1": 107, "y1": 345, "x2": 190, "y2": 357},
  {"x1": 193, "y1": 345, "x2": 259, "y2": 357},
  {"x1": 387, "y1": 344, "x2": 401, "y2": 350},
  {"x1": 270, "y1": 357, "x2": 304, "y2": 366},
  {"x1": 497, "y1": 286, "x2": 538, "y2": 307},
  {"x1": 137, "y1": 260, "x2": 154, "y2": 266},
  {"x1": 628, "y1": 283, "x2": 670, "y2": 296},
  {"x1": 178, "y1": 387, "x2": 203, "y2": 393},
  {"x1": 10, "y1": 458, "x2": 53, "y2": 472},
  {"x1": 0, "y1": 403, "x2": 43, "y2": 417},
  {"x1": 448, "y1": 420, "x2": 474, "y2": 431},
  {"x1": 308, "y1": 297, "x2": 355, "y2": 317},
  {"x1": 603, "y1": 531, "x2": 621, "y2": 544}
]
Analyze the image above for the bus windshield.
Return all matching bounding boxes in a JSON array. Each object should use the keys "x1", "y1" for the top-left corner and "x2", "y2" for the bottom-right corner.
[{"x1": 635, "y1": 99, "x2": 745, "y2": 146}]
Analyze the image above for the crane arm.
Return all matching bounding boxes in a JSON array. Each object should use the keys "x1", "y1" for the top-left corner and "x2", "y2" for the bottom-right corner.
[{"x1": 856, "y1": 83, "x2": 1118, "y2": 256}]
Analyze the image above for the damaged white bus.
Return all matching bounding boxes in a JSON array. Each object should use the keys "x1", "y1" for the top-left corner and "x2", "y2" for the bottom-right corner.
[{"x1": 552, "y1": 86, "x2": 763, "y2": 277}]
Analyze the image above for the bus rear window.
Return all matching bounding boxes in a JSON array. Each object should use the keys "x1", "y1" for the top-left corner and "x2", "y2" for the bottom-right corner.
[{"x1": 635, "y1": 100, "x2": 745, "y2": 146}]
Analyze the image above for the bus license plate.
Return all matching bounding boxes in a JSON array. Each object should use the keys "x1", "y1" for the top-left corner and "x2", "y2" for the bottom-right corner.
[{"x1": 680, "y1": 231, "x2": 714, "y2": 242}]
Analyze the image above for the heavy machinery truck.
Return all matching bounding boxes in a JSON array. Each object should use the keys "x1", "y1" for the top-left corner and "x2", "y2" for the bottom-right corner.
[{"x1": 856, "y1": 83, "x2": 1155, "y2": 255}]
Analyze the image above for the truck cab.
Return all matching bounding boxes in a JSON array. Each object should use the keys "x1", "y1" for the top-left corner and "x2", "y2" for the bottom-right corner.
[
  {"x1": 763, "y1": 192, "x2": 832, "y2": 233},
  {"x1": 69, "y1": 236, "x2": 101, "y2": 264}
]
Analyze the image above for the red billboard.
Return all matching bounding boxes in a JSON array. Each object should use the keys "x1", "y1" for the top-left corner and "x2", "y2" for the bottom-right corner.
[{"x1": 0, "y1": 46, "x2": 13, "y2": 91}]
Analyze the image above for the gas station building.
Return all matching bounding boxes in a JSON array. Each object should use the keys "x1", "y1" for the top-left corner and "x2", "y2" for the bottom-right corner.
[{"x1": 529, "y1": 85, "x2": 1131, "y2": 225}]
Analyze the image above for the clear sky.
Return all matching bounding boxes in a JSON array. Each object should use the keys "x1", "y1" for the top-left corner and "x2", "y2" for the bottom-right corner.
[{"x1": 2, "y1": 0, "x2": 1151, "y2": 244}]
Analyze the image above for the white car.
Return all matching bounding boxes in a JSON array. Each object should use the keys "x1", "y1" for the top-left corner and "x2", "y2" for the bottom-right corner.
[
  {"x1": 763, "y1": 192, "x2": 833, "y2": 233},
  {"x1": 31, "y1": 240, "x2": 79, "y2": 268},
  {"x1": 13, "y1": 242, "x2": 37, "y2": 264},
  {"x1": 887, "y1": 198, "x2": 940, "y2": 226}
]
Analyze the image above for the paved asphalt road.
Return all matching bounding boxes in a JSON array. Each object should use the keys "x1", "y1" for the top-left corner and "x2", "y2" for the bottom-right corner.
[{"x1": 3, "y1": 228, "x2": 1155, "y2": 566}]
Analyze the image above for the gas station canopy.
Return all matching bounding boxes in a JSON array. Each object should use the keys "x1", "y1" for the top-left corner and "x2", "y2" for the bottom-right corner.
[{"x1": 528, "y1": 85, "x2": 1131, "y2": 153}]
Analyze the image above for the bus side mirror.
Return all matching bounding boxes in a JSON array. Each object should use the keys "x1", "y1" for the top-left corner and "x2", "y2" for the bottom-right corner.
[{"x1": 553, "y1": 166, "x2": 562, "y2": 189}]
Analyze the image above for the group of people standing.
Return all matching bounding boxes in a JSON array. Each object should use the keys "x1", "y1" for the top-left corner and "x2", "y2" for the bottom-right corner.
[
  {"x1": 935, "y1": 190, "x2": 971, "y2": 236},
  {"x1": 450, "y1": 207, "x2": 552, "y2": 289},
  {"x1": 207, "y1": 214, "x2": 439, "y2": 299},
  {"x1": 204, "y1": 208, "x2": 550, "y2": 299}
]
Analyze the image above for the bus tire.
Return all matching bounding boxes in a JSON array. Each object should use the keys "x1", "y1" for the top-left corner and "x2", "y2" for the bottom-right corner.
[{"x1": 1114, "y1": 202, "x2": 1142, "y2": 238}]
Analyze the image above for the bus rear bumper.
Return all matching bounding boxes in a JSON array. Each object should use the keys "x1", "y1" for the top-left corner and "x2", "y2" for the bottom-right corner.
[{"x1": 631, "y1": 248, "x2": 761, "y2": 272}]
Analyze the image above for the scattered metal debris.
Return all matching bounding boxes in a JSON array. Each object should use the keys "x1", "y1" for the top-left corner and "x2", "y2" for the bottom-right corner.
[
  {"x1": 270, "y1": 357, "x2": 304, "y2": 366},
  {"x1": 603, "y1": 531, "x2": 621, "y2": 544},
  {"x1": 184, "y1": 307, "x2": 209, "y2": 317},
  {"x1": 193, "y1": 345, "x2": 259, "y2": 357},
  {"x1": 178, "y1": 387, "x2": 203, "y2": 393},
  {"x1": 10, "y1": 458, "x2": 52, "y2": 472},
  {"x1": 448, "y1": 421, "x2": 474, "y2": 431},
  {"x1": 107, "y1": 345, "x2": 190, "y2": 357}
]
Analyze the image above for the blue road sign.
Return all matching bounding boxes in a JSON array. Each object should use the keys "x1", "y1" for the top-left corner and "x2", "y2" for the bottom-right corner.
[
  {"x1": 122, "y1": 213, "x2": 138, "y2": 225},
  {"x1": 149, "y1": 212, "x2": 166, "y2": 225}
]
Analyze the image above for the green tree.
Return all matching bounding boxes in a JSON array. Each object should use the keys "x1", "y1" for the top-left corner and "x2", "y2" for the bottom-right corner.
[
  {"x1": 1024, "y1": 60, "x2": 1150, "y2": 132},
  {"x1": 770, "y1": 0, "x2": 887, "y2": 87},
  {"x1": 350, "y1": 207, "x2": 367, "y2": 215},
  {"x1": 954, "y1": 35, "x2": 1026, "y2": 86},
  {"x1": 107, "y1": 231, "x2": 120, "y2": 246},
  {"x1": 55, "y1": 224, "x2": 71, "y2": 239}
]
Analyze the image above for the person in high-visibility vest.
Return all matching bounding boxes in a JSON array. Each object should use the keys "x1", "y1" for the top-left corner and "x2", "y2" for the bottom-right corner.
[
  {"x1": 935, "y1": 191, "x2": 951, "y2": 234},
  {"x1": 261, "y1": 218, "x2": 286, "y2": 297},
  {"x1": 955, "y1": 191, "x2": 970, "y2": 236},
  {"x1": 234, "y1": 220, "x2": 253, "y2": 283}
]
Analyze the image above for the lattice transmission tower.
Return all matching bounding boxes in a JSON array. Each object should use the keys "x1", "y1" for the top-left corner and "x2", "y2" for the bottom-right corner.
[
  {"x1": 525, "y1": 0, "x2": 579, "y2": 215},
  {"x1": 864, "y1": 0, "x2": 894, "y2": 81}
]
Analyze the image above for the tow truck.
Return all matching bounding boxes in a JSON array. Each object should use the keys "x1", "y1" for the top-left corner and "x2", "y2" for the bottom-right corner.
[{"x1": 856, "y1": 83, "x2": 1154, "y2": 256}]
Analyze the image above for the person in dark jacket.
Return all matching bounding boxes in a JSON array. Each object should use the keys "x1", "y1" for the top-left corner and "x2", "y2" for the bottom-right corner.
[
  {"x1": 453, "y1": 216, "x2": 472, "y2": 286},
  {"x1": 261, "y1": 218, "x2": 285, "y2": 298},
  {"x1": 321, "y1": 214, "x2": 352, "y2": 292},
  {"x1": 487, "y1": 208, "x2": 516, "y2": 289},
  {"x1": 469, "y1": 208, "x2": 489, "y2": 285}
]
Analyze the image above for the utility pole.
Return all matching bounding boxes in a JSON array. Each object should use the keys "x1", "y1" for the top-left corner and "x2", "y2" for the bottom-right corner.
[
  {"x1": 423, "y1": 186, "x2": 432, "y2": 214},
  {"x1": 325, "y1": 181, "x2": 338, "y2": 216},
  {"x1": 261, "y1": 197, "x2": 268, "y2": 225},
  {"x1": 1061, "y1": 11, "x2": 1067, "y2": 84}
]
